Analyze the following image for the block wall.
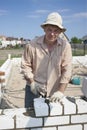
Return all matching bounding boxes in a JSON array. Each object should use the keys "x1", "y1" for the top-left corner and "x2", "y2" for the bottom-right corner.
[
  {"x1": 0, "y1": 96, "x2": 87, "y2": 130},
  {"x1": 0, "y1": 56, "x2": 87, "y2": 129},
  {"x1": 0, "y1": 57, "x2": 21, "y2": 104}
]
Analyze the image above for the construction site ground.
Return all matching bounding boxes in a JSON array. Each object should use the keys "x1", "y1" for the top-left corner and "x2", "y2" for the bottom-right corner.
[{"x1": 1, "y1": 62, "x2": 86, "y2": 109}]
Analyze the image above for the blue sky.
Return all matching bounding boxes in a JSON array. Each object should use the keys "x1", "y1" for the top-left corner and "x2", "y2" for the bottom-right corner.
[{"x1": 0, "y1": 0, "x2": 87, "y2": 40}]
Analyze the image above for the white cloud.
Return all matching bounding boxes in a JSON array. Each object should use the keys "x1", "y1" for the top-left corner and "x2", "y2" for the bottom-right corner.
[
  {"x1": 0, "y1": 9, "x2": 8, "y2": 16},
  {"x1": 74, "y1": 12, "x2": 87, "y2": 18},
  {"x1": 57, "y1": 9, "x2": 70, "y2": 13},
  {"x1": 63, "y1": 11, "x2": 87, "y2": 19},
  {"x1": 27, "y1": 14, "x2": 40, "y2": 18},
  {"x1": 26, "y1": 9, "x2": 49, "y2": 18},
  {"x1": 35, "y1": 9, "x2": 49, "y2": 14},
  {"x1": 26, "y1": 9, "x2": 70, "y2": 19}
]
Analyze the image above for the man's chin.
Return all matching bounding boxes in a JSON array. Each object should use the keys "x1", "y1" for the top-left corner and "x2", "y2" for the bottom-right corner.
[{"x1": 48, "y1": 39, "x2": 56, "y2": 43}]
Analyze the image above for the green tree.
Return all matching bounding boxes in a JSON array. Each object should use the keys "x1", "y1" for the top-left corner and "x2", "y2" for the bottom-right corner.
[
  {"x1": 71, "y1": 37, "x2": 82, "y2": 44},
  {"x1": 71, "y1": 37, "x2": 79, "y2": 43}
]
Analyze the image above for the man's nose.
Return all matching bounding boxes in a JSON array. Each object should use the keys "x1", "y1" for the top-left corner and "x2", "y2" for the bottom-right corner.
[{"x1": 51, "y1": 32, "x2": 55, "y2": 35}]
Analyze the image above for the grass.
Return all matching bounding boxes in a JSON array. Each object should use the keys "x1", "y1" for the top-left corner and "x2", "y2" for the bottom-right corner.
[
  {"x1": 72, "y1": 49, "x2": 87, "y2": 56},
  {"x1": 0, "y1": 47, "x2": 87, "y2": 66},
  {"x1": 0, "y1": 60, "x2": 6, "y2": 66},
  {"x1": 0, "y1": 48, "x2": 24, "y2": 67}
]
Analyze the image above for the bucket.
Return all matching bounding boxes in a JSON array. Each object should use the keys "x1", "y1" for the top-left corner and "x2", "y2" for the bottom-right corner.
[{"x1": 71, "y1": 77, "x2": 81, "y2": 85}]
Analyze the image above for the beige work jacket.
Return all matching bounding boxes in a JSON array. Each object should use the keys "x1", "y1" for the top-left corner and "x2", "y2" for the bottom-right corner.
[{"x1": 21, "y1": 35, "x2": 72, "y2": 96}]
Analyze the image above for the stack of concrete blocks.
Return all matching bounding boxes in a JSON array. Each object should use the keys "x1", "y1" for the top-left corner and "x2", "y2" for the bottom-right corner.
[
  {"x1": 82, "y1": 77, "x2": 87, "y2": 98},
  {"x1": 0, "y1": 56, "x2": 87, "y2": 129},
  {"x1": 0, "y1": 54, "x2": 12, "y2": 86},
  {"x1": 0, "y1": 54, "x2": 12, "y2": 104},
  {"x1": 0, "y1": 96, "x2": 87, "y2": 130},
  {"x1": 0, "y1": 71, "x2": 5, "y2": 104},
  {"x1": 12, "y1": 58, "x2": 21, "y2": 66}
]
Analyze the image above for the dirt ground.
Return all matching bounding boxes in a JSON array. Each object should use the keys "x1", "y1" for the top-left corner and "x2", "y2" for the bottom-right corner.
[{"x1": 0, "y1": 48, "x2": 24, "y2": 60}]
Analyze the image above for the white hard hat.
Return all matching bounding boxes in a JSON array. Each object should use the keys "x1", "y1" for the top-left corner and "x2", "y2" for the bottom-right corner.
[{"x1": 41, "y1": 12, "x2": 66, "y2": 32}]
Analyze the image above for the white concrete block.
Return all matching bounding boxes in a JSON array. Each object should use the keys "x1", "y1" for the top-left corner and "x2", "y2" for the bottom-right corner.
[
  {"x1": 3, "y1": 108, "x2": 26, "y2": 117},
  {"x1": 0, "y1": 115, "x2": 14, "y2": 129},
  {"x1": 44, "y1": 116, "x2": 69, "y2": 126},
  {"x1": 0, "y1": 109, "x2": 2, "y2": 114},
  {"x1": 84, "y1": 124, "x2": 87, "y2": 130},
  {"x1": 32, "y1": 127, "x2": 56, "y2": 130},
  {"x1": 71, "y1": 114, "x2": 87, "y2": 123},
  {"x1": 60, "y1": 97, "x2": 76, "y2": 114},
  {"x1": 81, "y1": 77, "x2": 87, "y2": 98},
  {"x1": 49, "y1": 102, "x2": 62, "y2": 116},
  {"x1": 34, "y1": 97, "x2": 49, "y2": 117},
  {"x1": 58, "y1": 125, "x2": 82, "y2": 130},
  {"x1": 0, "y1": 92, "x2": 2, "y2": 104},
  {"x1": 76, "y1": 99, "x2": 87, "y2": 113},
  {"x1": 16, "y1": 114, "x2": 42, "y2": 128}
]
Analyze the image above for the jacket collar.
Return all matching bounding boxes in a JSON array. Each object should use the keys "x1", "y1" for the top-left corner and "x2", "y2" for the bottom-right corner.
[{"x1": 36, "y1": 35, "x2": 62, "y2": 46}]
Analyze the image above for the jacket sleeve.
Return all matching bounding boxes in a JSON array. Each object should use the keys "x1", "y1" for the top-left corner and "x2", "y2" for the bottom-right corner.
[
  {"x1": 21, "y1": 43, "x2": 34, "y2": 80},
  {"x1": 60, "y1": 42, "x2": 72, "y2": 83}
]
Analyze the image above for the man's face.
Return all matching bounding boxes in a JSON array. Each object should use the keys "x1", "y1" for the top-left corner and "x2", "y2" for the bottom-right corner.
[{"x1": 44, "y1": 25, "x2": 62, "y2": 44}]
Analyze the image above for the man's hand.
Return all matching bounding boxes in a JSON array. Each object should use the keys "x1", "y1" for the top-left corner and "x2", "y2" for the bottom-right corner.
[
  {"x1": 30, "y1": 81, "x2": 46, "y2": 96},
  {"x1": 30, "y1": 82, "x2": 38, "y2": 95},
  {"x1": 50, "y1": 91, "x2": 64, "y2": 102}
]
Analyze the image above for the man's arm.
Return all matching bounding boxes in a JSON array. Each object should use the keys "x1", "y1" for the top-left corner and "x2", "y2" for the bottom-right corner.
[{"x1": 21, "y1": 43, "x2": 34, "y2": 83}]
